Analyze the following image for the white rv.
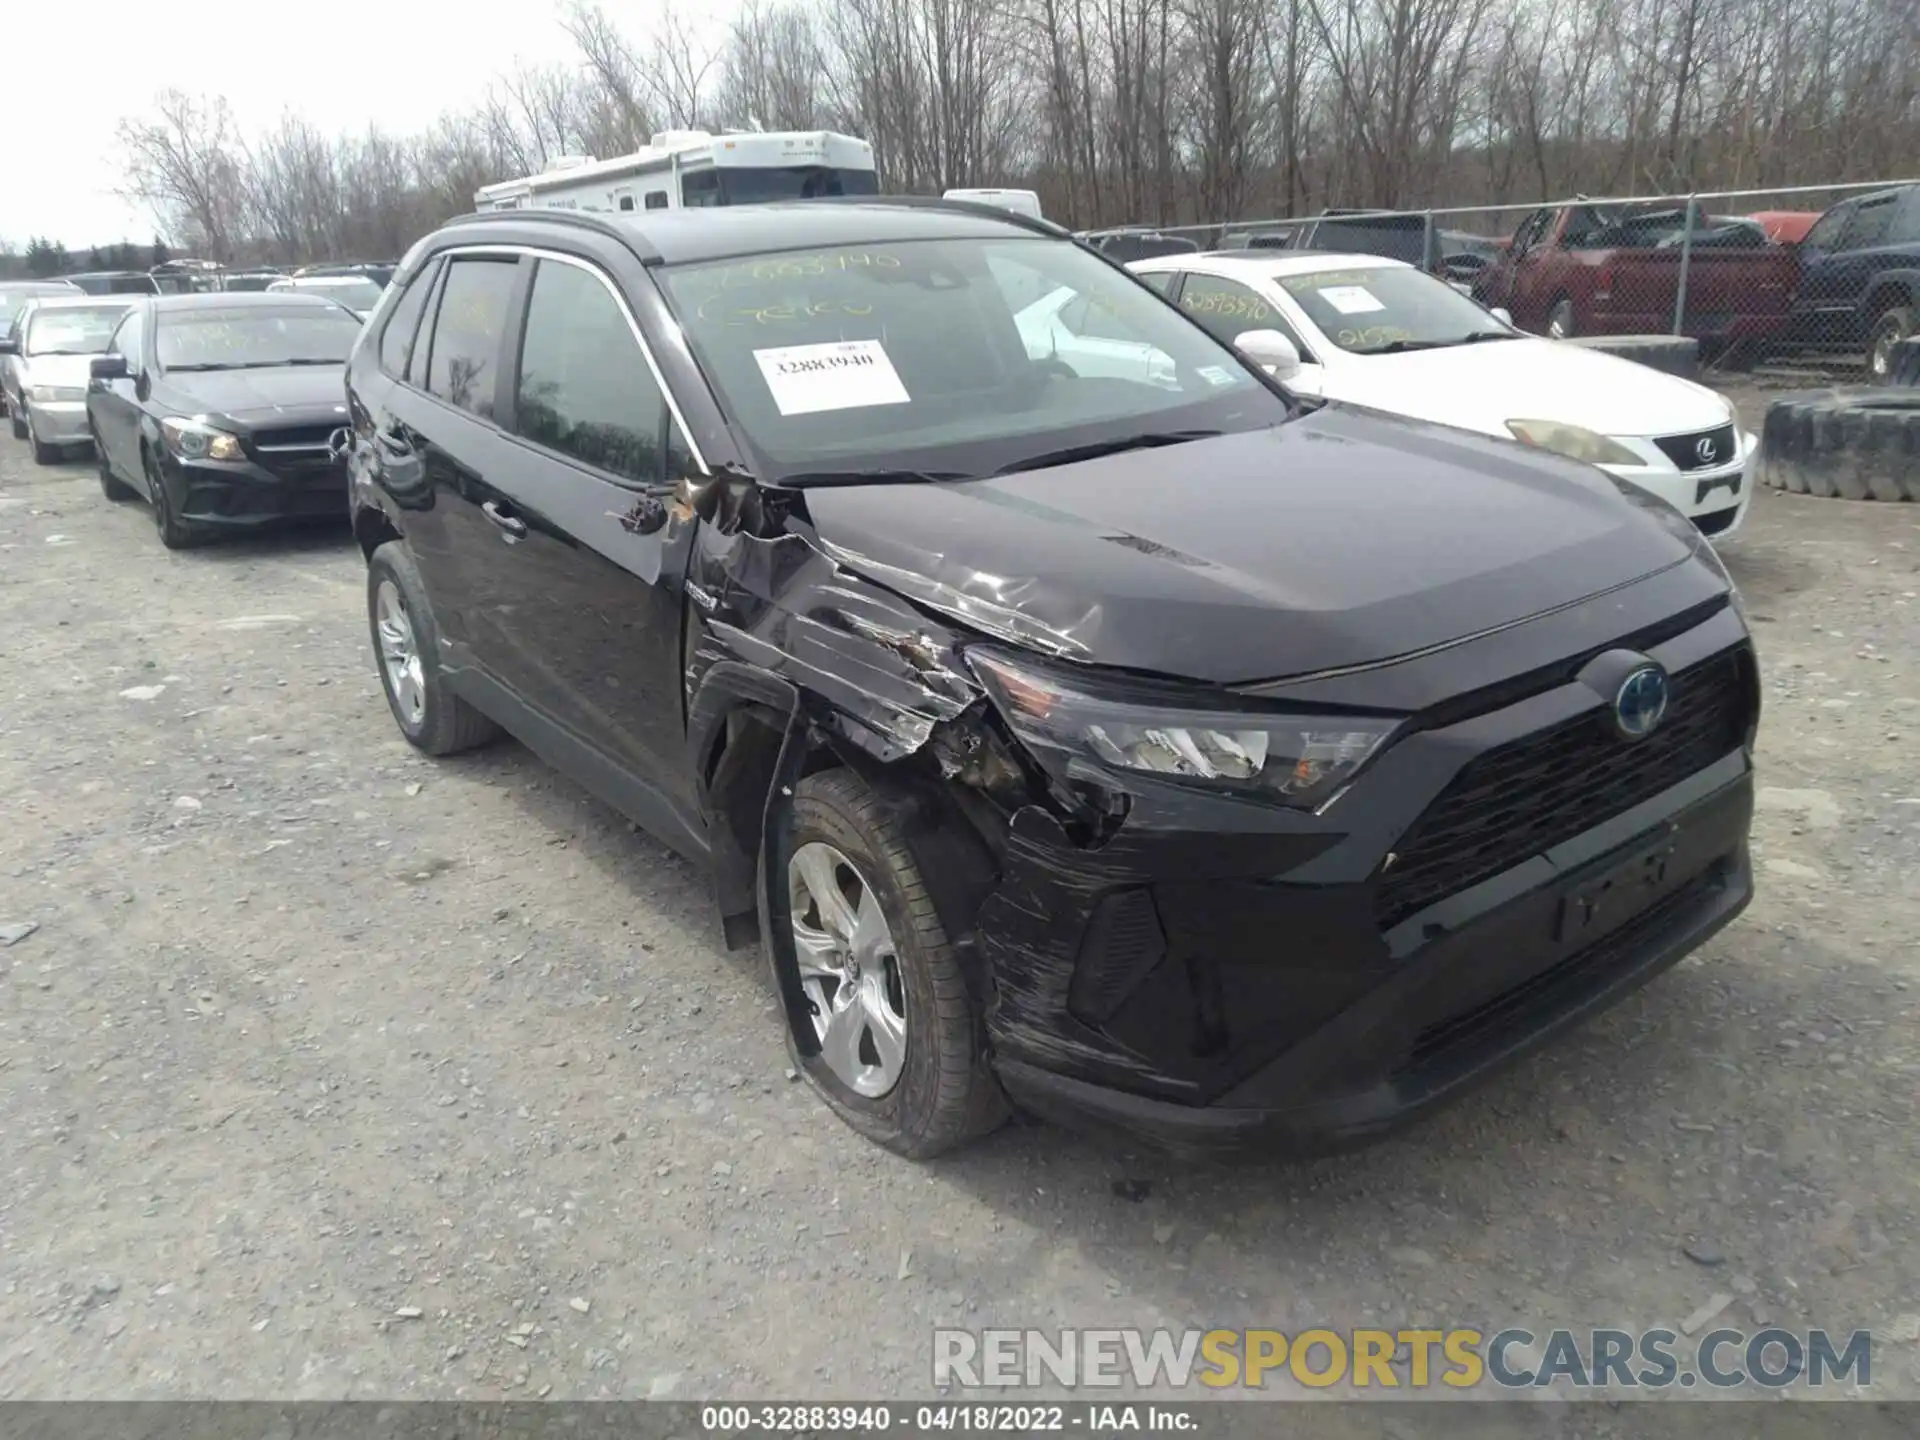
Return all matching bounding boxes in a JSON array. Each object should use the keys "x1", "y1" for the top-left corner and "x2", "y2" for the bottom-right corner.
[{"x1": 474, "y1": 130, "x2": 879, "y2": 214}]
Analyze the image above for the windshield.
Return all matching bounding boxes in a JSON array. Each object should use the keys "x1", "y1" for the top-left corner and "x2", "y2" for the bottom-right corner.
[
  {"x1": 658, "y1": 235, "x2": 1288, "y2": 479},
  {"x1": 155, "y1": 305, "x2": 363, "y2": 370},
  {"x1": 717, "y1": 166, "x2": 880, "y2": 205},
  {"x1": 1277, "y1": 266, "x2": 1513, "y2": 354},
  {"x1": 24, "y1": 304, "x2": 128, "y2": 355}
]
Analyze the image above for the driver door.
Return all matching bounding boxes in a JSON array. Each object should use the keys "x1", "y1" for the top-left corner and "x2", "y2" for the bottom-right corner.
[{"x1": 90, "y1": 305, "x2": 148, "y2": 481}]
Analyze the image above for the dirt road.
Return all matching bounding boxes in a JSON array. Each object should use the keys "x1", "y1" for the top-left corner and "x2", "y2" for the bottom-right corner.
[{"x1": 0, "y1": 422, "x2": 1915, "y2": 1400}]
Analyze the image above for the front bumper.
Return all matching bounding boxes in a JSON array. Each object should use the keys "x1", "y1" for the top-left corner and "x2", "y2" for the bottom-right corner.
[
  {"x1": 977, "y1": 609, "x2": 1758, "y2": 1157},
  {"x1": 25, "y1": 399, "x2": 91, "y2": 445},
  {"x1": 155, "y1": 449, "x2": 348, "y2": 527},
  {"x1": 1601, "y1": 432, "x2": 1755, "y2": 540}
]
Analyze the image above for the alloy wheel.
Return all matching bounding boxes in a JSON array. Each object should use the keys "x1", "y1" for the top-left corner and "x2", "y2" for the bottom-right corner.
[
  {"x1": 374, "y1": 579, "x2": 427, "y2": 728},
  {"x1": 787, "y1": 840, "x2": 908, "y2": 1098}
]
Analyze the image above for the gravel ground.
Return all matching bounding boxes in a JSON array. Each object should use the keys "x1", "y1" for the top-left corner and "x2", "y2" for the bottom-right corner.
[{"x1": 0, "y1": 404, "x2": 1916, "y2": 1403}]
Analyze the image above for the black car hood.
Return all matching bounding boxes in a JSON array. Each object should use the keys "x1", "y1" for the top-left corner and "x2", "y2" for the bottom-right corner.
[
  {"x1": 800, "y1": 405, "x2": 1701, "y2": 686},
  {"x1": 154, "y1": 365, "x2": 348, "y2": 431}
]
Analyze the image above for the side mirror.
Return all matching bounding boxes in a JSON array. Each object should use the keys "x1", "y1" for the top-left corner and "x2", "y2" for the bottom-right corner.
[
  {"x1": 1233, "y1": 328, "x2": 1302, "y2": 381},
  {"x1": 90, "y1": 354, "x2": 129, "y2": 381},
  {"x1": 0, "y1": 338, "x2": 18, "y2": 356},
  {"x1": 1491, "y1": 307, "x2": 1514, "y2": 327}
]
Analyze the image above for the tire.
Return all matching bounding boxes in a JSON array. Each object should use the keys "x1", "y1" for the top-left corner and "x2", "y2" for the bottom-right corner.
[
  {"x1": 766, "y1": 767, "x2": 1008, "y2": 1159},
  {"x1": 8, "y1": 411, "x2": 24, "y2": 441},
  {"x1": 97, "y1": 429, "x2": 134, "y2": 500},
  {"x1": 143, "y1": 446, "x2": 200, "y2": 549},
  {"x1": 365, "y1": 539, "x2": 499, "y2": 755},
  {"x1": 1546, "y1": 297, "x2": 1576, "y2": 339},
  {"x1": 1755, "y1": 388, "x2": 1920, "y2": 501},
  {"x1": 29, "y1": 422, "x2": 60, "y2": 466},
  {"x1": 1868, "y1": 305, "x2": 1914, "y2": 383},
  {"x1": 1562, "y1": 334, "x2": 1700, "y2": 382}
]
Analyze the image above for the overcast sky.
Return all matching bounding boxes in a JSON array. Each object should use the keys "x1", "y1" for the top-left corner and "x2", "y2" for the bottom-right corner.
[{"x1": 6, "y1": 0, "x2": 589, "y2": 250}]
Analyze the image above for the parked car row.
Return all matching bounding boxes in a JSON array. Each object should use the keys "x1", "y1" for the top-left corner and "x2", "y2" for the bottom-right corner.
[{"x1": 3, "y1": 197, "x2": 1760, "y2": 1165}]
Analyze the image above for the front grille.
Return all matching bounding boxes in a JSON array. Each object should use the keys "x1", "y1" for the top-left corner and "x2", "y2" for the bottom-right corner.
[
  {"x1": 1375, "y1": 649, "x2": 1750, "y2": 929},
  {"x1": 250, "y1": 422, "x2": 340, "y2": 452},
  {"x1": 1653, "y1": 423, "x2": 1737, "y2": 471}
]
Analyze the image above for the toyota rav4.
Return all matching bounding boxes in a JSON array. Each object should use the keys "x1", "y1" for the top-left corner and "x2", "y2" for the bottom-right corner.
[{"x1": 344, "y1": 199, "x2": 1759, "y2": 1159}]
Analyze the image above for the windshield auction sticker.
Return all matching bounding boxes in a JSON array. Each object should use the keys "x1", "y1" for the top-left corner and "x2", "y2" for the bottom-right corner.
[
  {"x1": 1317, "y1": 285, "x2": 1386, "y2": 315},
  {"x1": 753, "y1": 339, "x2": 910, "y2": 416}
]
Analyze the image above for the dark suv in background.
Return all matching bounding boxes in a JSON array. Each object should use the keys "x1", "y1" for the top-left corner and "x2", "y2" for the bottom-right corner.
[
  {"x1": 1787, "y1": 185, "x2": 1920, "y2": 379},
  {"x1": 344, "y1": 199, "x2": 1757, "y2": 1160}
]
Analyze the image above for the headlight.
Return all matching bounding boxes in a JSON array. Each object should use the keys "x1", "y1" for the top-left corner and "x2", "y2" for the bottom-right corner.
[
  {"x1": 160, "y1": 416, "x2": 244, "y2": 462},
  {"x1": 968, "y1": 648, "x2": 1400, "y2": 810},
  {"x1": 27, "y1": 384, "x2": 85, "y2": 404},
  {"x1": 1505, "y1": 419, "x2": 1641, "y2": 467}
]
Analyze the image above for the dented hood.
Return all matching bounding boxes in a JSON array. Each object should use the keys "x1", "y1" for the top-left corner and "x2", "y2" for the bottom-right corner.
[{"x1": 801, "y1": 404, "x2": 1697, "y2": 686}]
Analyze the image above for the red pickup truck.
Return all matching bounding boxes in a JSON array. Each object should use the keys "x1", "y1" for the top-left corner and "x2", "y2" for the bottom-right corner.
[{"x1": 1472, "y1": 203, "x2": 1799, "y2": 355}]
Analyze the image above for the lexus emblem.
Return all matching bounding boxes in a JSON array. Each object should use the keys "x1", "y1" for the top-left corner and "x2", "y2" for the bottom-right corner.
[
  {"x1": 327, "y1": 427, "x2": 353, "y2": 462},
  {"x1": 1694, "y1": 435, "x2": 1718, "y2": 464}
]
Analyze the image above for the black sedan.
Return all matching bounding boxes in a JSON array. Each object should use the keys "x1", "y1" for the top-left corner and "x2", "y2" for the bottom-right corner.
[{"x1": 87, "y1": 291, "x2": 362, "y2": 548}]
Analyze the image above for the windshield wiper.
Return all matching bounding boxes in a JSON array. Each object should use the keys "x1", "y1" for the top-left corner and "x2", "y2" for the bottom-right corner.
[
  {"x1": 277, "y1": 357, "x2": 347, "y2": 366},
  {"x1": 1367, "y1": 331, "x2": 1518, "y2": 355},
  {"x1": 995, "y1": 429, "x2": 1222, "y2": 476},
  {"x1": 30, "y1": 349, "x2": 103, "y2": 356},
  {"x1": 164, "y1": 362, "x2": 249, "y2": 371},
  {"x1": 779, "y1": 467, "x2": 972, "y2": 488}
]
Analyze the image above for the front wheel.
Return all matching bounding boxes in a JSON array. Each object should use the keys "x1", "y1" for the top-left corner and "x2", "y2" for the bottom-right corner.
[
  {"x1": 1868, "y1": 305, "x2": 1913, "y2": 382},
  {"x1": 144, "y1": 448, "x2": 199, "y2": 549},
  {"x1": 768, "y1": 768, "x2": 1007, "y2": 1159},
  {"x1": 8, "y1": 409, "x2": 24, "y2": 440},
  {"x1": 365, "y1": 540, "x2": 499, "y2": 755}
]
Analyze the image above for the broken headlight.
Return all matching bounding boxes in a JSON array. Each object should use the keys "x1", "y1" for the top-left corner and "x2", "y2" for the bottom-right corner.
[{"x1": 968, "y1": 648, "x2": 1400, "y2": 810}]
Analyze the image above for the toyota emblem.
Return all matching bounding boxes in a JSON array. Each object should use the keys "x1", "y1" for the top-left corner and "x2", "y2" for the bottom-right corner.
[
  {"x1": 1694, "y1": 435, "x2": 1718, "y2": 464},
  {"x1": 327, "y1": 427, "x2": 353, "y2": 462}
]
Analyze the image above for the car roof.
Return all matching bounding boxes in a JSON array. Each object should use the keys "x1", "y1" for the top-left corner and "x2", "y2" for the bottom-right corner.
[
  {"x1": 1, "y1": 280, "x2": 82, "y2": 293},
  {"x1": 18, "y1": 294, "x2": 134, "y2": 311},
  {"x1": 450, "y1": 199, "x2": 1050, "y2": 266},
  {"x1": 1132, "y1": 249, "x2": 1412, "y2": 277},
  {"x1": 149, "y1": 290, "x2": 345, "y2": 312}
]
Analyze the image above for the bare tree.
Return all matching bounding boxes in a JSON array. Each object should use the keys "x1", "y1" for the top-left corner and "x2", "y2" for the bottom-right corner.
[{"x1": 117, "y1": 91, "x2": 247, "y2": 260}]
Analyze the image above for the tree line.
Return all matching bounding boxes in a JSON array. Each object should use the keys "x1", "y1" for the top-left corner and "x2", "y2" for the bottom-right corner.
[{"x1": 102, "y1": 0, "x2": 1920, "y2": 265}]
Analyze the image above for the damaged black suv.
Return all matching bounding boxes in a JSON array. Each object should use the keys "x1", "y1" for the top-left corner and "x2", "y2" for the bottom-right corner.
[{"x1": 344, "y1": 199, "x2": 1758, "y2": 1159}]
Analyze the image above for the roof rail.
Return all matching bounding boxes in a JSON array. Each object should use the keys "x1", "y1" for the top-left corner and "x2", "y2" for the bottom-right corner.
[
  {"x1": 439, "y1": 207, "x2": 663, "y2": 263},
  {"x1": 808, "y1": 193, "x2": 1071, "y2": 240}
]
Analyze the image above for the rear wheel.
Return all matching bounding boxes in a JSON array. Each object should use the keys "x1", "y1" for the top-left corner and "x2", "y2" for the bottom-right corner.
[
  {"x1": 366, "y1": 540, "x2": 499, "y2": 755},
  {"x1": 1546, "y1": 298, "x2": 1577, "y2": 339},
  {"x1": 768, "y1": 767, "x2": 1007, "y2": 1159},
  {"x1": 97, "y1": 427, "x2": 134, "y2": 500},
  {"x1": 1868, "y1": 305, "x2": 1913, "y2": 382}
]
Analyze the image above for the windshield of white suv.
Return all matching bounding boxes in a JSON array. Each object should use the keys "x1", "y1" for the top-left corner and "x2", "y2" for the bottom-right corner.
[
  {"x1": 1276, "y1": 266, "x2": 1518, "y2": 355},
  {"x1": 659, "y1": 236, "x2": 1291, "y2": 480},
  {"x1": 24, "y1": 305, "x2": 129, "y2": 355}
]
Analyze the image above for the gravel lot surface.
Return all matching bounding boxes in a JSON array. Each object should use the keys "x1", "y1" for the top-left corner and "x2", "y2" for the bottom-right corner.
[{"x1": 0, "y1": 399, "x2": 1915, "y2": 1402}]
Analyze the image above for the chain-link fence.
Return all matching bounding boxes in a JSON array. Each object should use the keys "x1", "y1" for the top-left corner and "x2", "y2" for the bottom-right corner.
[{"x1": 1083, "y1": 180, "x2": 1920, "y2": 381}]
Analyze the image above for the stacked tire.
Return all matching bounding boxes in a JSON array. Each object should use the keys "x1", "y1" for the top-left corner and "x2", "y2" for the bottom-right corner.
[
  {"x1": 1562, "y1": 335, "x2": 1700, "y2": 382},
  {"x1": 1755, "y1": 388, "x2": 1920, "y2": 501}
]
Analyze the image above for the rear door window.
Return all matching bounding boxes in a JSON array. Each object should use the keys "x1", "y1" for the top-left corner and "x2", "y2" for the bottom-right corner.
[
  {"x1": 423, "y1": 257, "x2": 520, "y2": 419},
  {"x1": 511, "y1": 258, "x2": 666, "y2": 486}
]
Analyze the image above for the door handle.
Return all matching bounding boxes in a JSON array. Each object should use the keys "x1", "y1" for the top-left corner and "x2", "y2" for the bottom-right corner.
[{"x1": 482, "y1": 500, "x2": 527, "y2": 540}]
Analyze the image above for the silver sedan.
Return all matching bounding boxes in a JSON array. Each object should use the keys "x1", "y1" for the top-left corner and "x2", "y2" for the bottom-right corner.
[{"x1": 0, "y1": 295, "x2": 135, "y2": 464}]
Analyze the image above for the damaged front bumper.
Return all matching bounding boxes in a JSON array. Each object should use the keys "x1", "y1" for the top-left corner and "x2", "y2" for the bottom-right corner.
[{"x1": 971, "y1": 628, "x2": 1757, "y2": 1158}]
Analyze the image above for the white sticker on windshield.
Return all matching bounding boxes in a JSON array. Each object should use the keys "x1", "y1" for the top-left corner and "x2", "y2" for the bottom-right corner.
[
  {"x1": 1197, "y1": 365, "x2": 1236, "y2": 386},
  {"x1": 1318, "y1": 285, "x2": 1386, "y2": 315},
  {"x1": 752, "y1": 340, "x2": 910, "y2": 416}
]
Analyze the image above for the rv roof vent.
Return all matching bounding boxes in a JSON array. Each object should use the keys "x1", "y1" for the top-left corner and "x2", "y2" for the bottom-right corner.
[
  {"x1": 543, "y1": 155, "x2": 596, "y2": 172},
  {"x1": 650, "y1": 129, "x2": 713, "y2": 150}
]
